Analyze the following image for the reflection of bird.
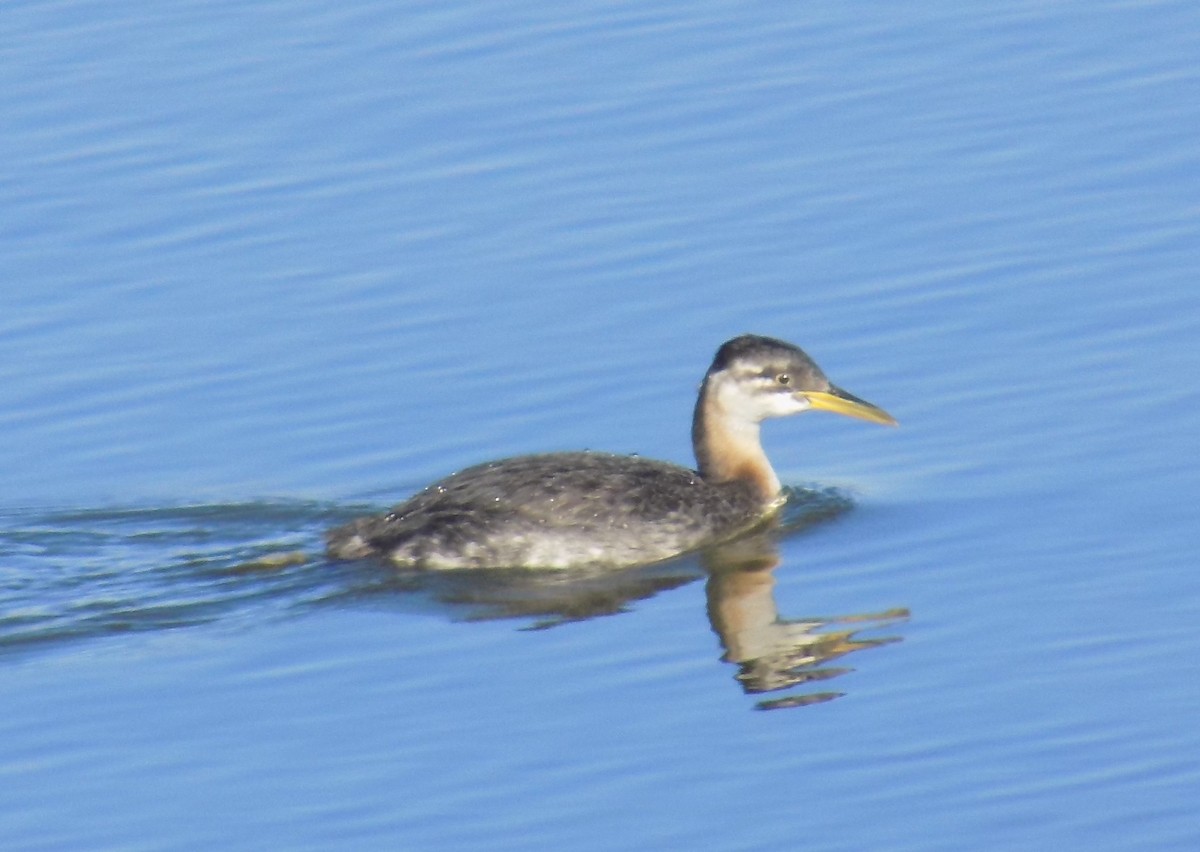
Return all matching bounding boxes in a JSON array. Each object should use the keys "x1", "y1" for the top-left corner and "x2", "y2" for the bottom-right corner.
[
  {"x1": 702, "y1": 528, "x2": 909, "y2": 710},
  {"x1": 707, "y1": 562, "x2": 907, "y2": 708},
  {"x1": 327, "y1": 335, "x2": 895, "y2": 569}
]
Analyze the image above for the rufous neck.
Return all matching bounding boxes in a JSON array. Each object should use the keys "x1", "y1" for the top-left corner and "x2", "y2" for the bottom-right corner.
[{"x1": 692, "y1": 383, "x2": 781, "y2": 502}]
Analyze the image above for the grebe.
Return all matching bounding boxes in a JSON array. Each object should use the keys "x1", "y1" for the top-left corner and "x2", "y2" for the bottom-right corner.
[{"x1": 326, "y1": 334, "x2": 895, "y2": 569}]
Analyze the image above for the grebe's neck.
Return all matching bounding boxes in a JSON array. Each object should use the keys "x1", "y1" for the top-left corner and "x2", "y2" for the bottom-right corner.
[{"x1": 691, "y1": 381, "x2": 782, "y2": 503}]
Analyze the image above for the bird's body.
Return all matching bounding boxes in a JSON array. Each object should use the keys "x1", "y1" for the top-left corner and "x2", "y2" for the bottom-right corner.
[
  {"x1": 327, "y1": 452, "x2": 768, "y2": 569},
  {"x1": 326, "y1": 335, "x2": 894, "y2": 569}
]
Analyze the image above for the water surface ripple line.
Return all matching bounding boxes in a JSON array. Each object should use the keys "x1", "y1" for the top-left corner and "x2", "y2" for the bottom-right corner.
[
  {"x1": 0, "y1": 490, "x2": 905, "y2": 713},
  {"x1": 0, "y1": 502, "x2": 357, "y2": 655}
]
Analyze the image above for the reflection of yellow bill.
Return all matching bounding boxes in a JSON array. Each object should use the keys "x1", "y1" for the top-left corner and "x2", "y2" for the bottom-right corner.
[{"x1": 803, "y1": 385, "x2": 897, "y2": 426}]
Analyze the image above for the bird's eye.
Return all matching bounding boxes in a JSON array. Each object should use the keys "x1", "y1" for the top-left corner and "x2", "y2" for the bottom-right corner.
[{"x1": 776, "y1": 373, "x2": 790, "y2": 386}]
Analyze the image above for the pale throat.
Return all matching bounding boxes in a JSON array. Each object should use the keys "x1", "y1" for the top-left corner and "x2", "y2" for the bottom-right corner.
[{"x1": 694, "y1": 384, "x2": 782, "y2": 502}]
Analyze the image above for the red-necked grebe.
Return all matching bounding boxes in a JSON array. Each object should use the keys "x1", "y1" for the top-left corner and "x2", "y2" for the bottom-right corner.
[{"x1": 326, "y1": 334, "x2": 895, "y2": 569}]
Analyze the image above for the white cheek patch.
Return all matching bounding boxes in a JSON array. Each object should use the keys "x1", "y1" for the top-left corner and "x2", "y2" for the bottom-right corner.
[
  {"x1": 765, "y1": 392, "x2": 810, "y2": 418},
  {"x1": 712, "y1": 372, "x2": 759, "y2": 417},
  {"x1": 712, "y1": 372, "x2": 810, "y2": 421}
]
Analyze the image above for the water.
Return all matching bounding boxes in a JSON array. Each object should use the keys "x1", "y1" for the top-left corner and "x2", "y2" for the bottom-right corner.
[{"x1": 2, "y1": 0, "x2": 1200, "y2": 849}]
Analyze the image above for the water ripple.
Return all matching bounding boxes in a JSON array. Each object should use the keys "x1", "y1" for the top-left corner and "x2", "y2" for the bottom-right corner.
[
  {"x1": 0, "y1": 488, "x2": 904, "y2": 713},
  {"x1": 0, "y1": 502, "x2": 354, "y2": 654}
]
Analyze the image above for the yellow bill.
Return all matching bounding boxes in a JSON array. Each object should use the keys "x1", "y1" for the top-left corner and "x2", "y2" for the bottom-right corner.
[{"x1": 803, "y1": 385, "x2": 897, "y2": 426}]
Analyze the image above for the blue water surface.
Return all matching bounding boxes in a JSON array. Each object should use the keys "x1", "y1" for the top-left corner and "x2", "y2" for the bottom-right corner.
[{"x1": 2, "y1": 0, "x2": 1199, "y2": 849}]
